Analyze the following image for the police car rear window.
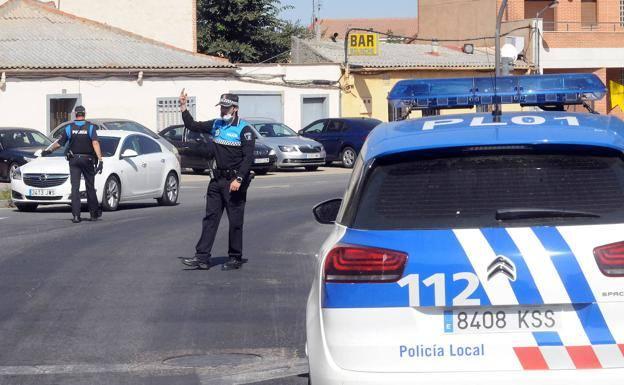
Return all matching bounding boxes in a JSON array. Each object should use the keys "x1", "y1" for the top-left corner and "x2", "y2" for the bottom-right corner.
[{"x1": 352, "y1": 145, "x2": 624, "y2": 229}]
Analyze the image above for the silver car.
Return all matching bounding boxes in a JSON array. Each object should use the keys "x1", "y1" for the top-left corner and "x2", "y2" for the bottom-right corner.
[{"x1": 245, "y1": 118, "x2": 326, "y2": 171}]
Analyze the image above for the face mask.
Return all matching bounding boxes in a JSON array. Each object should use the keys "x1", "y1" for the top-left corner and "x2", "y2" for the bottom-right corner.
[{"x1": 222, "y1": 114, "x2": 233, "y2": 121}]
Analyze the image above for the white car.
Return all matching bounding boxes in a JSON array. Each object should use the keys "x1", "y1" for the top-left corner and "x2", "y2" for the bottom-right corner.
[{"x1": 11, "y1": 131, "x2": 181, "y2": 212}]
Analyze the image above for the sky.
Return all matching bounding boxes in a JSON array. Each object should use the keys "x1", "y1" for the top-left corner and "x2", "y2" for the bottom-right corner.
[{"x1": 280, "y1": 0, "x2": 418, "y2": 25}]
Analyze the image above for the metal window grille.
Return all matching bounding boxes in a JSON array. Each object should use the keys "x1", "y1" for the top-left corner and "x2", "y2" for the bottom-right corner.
[
  {"x1": 621, "y1": 0, "x2": 624, "y2": 26},
  {"x1": 156, "y1": 97, "x2": 196, "y2": 131}
]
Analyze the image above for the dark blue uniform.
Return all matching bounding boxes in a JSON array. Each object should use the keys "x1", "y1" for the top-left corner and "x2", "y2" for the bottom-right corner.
[
  {"x1": 57, "y1": 121, "x2": 99, "y2": 219},
  {"x1": 182, "y1": 110, "x2": 255, "y2": 262}
]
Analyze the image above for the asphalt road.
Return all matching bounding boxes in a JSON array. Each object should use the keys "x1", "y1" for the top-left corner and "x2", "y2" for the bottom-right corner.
[{"x1": 0, "y1": 167, "x2": 351, "y2": 385}]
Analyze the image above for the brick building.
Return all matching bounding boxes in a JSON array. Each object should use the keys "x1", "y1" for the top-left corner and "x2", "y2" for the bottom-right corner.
[
  {"x1": 499, "y1": 0, "x2": 624, "y2": 116},
  {"x1": 418, "y1": 0, "x2": 624, "y2": 116}
]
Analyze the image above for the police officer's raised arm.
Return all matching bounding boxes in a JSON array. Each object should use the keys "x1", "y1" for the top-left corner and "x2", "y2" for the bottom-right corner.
[{"x1": 180, "y1": 88, "x2": 212, "y2": 133}]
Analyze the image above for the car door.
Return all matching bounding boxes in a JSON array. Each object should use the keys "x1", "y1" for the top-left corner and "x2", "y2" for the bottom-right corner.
[
  {"x1": 184, "y1": 129, "x2": 211, "y2": 169},
  {"x1": 301, "y1": 119, "x2": 328, "y2": 154},
  {"x1": 118, "y1": 135, "x2": 149, "y2": 198},
  {"x1": 137, "y1": 135, "x2": 166, "y2": 194},
  {"x1": 320, "y1": 119, "x2": 346, "y2": 160}
]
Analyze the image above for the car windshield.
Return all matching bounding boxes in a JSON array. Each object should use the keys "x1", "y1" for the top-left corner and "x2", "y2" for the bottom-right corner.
[
  {"x1": 103, "y1": 121, "x2": 159, "y2": 139},
  {"x1": 253, "y1": 123, "x2": 297, "y2": 137},
  {"x1": 351, "y1": 145, "x2": 624, "y2": 229},
  {"x1": 0, "y1": 130, "x2": 52, "y2": 149},
  {"x1": 47, "y1": 137, "x2": 120, "y2": 158}
]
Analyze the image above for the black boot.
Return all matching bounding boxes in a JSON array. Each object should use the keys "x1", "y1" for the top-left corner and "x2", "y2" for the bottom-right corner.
[
  {"x1": 181, "y1": 256, "x2": 210, "y2": 270},
  {"x1": 222, "y1": 256, "x2": 243, "y2": 271},
  {"x1": 72, "y1": 216, "x2": 81, "y2": 223}
]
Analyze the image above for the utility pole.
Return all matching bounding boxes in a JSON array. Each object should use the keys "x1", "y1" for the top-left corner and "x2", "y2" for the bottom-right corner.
[{"x1": 495, "y1": 0, "x2": 508, "y2": 76}]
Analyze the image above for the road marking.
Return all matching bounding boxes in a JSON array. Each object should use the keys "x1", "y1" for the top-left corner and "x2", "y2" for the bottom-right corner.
[{"x1": 0, "y1": 217, "x2": 7, "y2": 220}]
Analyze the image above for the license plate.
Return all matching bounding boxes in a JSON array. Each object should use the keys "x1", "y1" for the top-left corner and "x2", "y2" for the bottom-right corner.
[
  {"x1": 306, "y1": 154, "x2": 321, "y2": 159},
  {"x1": 444, "y1": 306, "x2": 560, "y2": 334},
  {"x1": 254, "y1": 158, "x2": 270, "y2": 164},
  {"x1": 29, "y1": 189, "x2": 55, "y2": 197}
]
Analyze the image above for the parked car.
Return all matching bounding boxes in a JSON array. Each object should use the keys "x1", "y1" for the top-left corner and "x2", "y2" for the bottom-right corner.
[
  {"x1": 11, "y1": 131, "x2": 181, "y2": 212},
  {"x1": 159, "y1": 123, "x2": 277, "y2": 175},
  {"x1": 244, "y1": 118, "x2": 326, "y2": 171},
  {"x1": 299, "y1": 118, "x2": 382, "y2": 168},
  {"x1": 51, "y1": 119, "x2": 180, "y2": 162},
  {"x1": 0, "y1": 127, "x2": 53, "y2": 181}
]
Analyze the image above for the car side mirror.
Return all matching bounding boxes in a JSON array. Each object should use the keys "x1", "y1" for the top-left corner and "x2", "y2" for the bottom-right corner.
[
  {"x1": 121, "y1": 149, "x2": 139, "y2": 159},
  {"x1": 313, "y1": 198, "x2": 342, "y2": 224}
]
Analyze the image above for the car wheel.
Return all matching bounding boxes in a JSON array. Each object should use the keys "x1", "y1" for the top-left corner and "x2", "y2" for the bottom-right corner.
[
  {"x1": 102, "y1": 175, "x2": 121, "y2": 211},
  {"x1": 15, "y1": 202, "x2": 38, "y2": 212},
  {"x1": 341, "y1": 147, "x2": 356, "y2": 169},
  {"x1": 254, "y1": 169, "x2": 268, "y2": 175},
  {"x1": 192, "y1": 168, "x2": 205, "y2": 174},
  {"x1": 305, "y1": 166, "x2": 319, "y2": 171},
  {"x1": 8, "y1": 162, "x2": 19, "y2": 180},
  {"x1": 157, "y1": 172, "x2": 179, "y2": 206}
]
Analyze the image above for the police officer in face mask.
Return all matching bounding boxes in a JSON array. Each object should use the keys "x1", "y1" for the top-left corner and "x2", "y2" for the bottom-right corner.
[
  {"x1": 42, "y1": 105, "x2": 103, "y2": 223},
  {"x1": 179, "y1": 90, "x2": 255, "y2": 270}
]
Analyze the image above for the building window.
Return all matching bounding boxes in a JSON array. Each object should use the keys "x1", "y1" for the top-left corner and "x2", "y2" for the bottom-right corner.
[
  {"x1": 620, "y1": 0, "x2": 624, "y2": 26},
  {"x1": 156, "y1": 97, "x2": 196, "y2": 131},
  {"x1": 581, "y1": 0, "x2": 598, "y2": 28}
]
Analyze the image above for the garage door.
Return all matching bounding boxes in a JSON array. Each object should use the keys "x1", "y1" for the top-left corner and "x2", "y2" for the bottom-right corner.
[{"x1": 237, "y1": 94, "x2": 283, "y2": 123}]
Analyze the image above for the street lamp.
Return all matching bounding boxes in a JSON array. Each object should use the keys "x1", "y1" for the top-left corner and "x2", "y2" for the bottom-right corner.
[{"x1": 535, "y1": 0, "x2": 559, "y2": 74}]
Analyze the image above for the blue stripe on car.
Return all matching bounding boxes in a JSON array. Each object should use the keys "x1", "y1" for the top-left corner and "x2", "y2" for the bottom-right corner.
[{"x1": 532, "y1": 226, "x2": 615, "y2": 345}]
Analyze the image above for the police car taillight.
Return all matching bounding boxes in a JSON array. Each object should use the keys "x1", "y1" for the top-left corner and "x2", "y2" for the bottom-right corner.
[
  {"x1": 593, "y1": 241, "x2": 624, "y2": 276},
  {"x1": 324, "y1": 245, "x2": 407, "y2": 283}
]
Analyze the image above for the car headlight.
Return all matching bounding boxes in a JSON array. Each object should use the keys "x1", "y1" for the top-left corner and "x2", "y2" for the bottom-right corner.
[
  {"x1": 11, "y1": 167, "x2": 22, "y2": 180},
  {"x1": 279, "y1": 145, "x2": 297, "y2": 152},
  {"x1": 23, "y1": 156, "x2": 35, "y2": 162},
  {"x1": 269, "y1": 149, "x2": 276, "y2": 156}
]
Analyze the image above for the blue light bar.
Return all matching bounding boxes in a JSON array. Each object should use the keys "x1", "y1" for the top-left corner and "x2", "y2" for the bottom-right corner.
[{"x1": 388, "y1": 74, "x2": 606, "y2": 111}]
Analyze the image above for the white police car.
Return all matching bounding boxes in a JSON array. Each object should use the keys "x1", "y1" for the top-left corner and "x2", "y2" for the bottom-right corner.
[{"x1": 307, "y1": 74, "x2": 624, "y2": 384}]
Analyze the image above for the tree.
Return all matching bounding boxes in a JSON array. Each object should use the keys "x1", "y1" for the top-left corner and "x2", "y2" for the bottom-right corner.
[{"x1": 197, "y1": 0, "x2": 312, "y2": 63}]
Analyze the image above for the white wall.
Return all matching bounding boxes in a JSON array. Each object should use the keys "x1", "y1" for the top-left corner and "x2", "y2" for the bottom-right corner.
[
  {"x1": 0, "y1": 71, "x2": 341, "y2": 135},
  {"x1": 0, "y1": 0, "x2": 196, "y2": 52},
  {"x1": 542, "y1": 48, "x2": 624, "y2": 69}
]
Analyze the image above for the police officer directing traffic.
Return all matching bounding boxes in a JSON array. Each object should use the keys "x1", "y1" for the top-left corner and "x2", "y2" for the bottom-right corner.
[
  {"x1": 42, "y1": 105, "x2": 103, "y2": 223},
  {"x1": 179, "y1": 90, "x2": 255, "y2": 271}
]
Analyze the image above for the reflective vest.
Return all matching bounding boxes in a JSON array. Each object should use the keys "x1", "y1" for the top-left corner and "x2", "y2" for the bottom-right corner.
[{"x1": 211, "y1": 118, "x2": 248, "y2": 147}]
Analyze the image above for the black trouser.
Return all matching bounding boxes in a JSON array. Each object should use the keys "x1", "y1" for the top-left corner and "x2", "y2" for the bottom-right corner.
[
  {"x1": 69, "y1": 155, "x2": 98, "y2": 218},
  {"x1": 195, "y1": 177, "x2": 248, "y2": 260}
]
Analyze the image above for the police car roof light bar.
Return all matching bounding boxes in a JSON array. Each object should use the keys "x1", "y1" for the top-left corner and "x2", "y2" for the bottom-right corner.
[{"x1": 387, "y1": 74, "x2": 606, "y2": 112}]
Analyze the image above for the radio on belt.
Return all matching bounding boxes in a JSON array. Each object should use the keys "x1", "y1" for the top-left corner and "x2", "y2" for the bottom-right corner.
[{"x1": 388, "y1": 73, "x2": 607, "y2": 120}]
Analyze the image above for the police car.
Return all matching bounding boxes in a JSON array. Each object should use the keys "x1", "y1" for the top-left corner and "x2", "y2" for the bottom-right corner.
[{"x1": 307, "y1": 74, "x2": 624, "y2": 384}]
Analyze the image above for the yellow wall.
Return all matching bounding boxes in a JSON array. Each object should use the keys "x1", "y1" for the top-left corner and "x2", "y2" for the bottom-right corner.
[{"x1": 342, "y1": 69, "x2": 526, "y2": 121}]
